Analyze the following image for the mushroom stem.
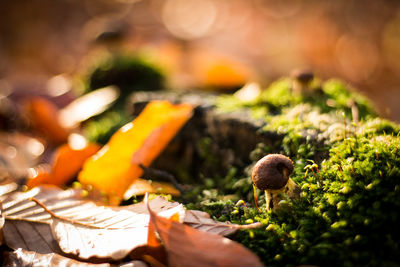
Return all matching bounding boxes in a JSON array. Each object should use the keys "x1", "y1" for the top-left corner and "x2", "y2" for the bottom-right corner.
[{"x1": 264, "y1": 178, "x2": 301, "y2": 211}]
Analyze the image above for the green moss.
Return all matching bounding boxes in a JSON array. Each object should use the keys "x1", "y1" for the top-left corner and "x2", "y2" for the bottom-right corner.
[
  {"x1": 80, "y1": 68, "x2": 400, "y2": 266},
  {"x1": 88, "y1": 53, "x2": 165, "y2": 95},
  {"x1": 195, "y1": 134, "x2": 400, "y2": 266},
  {"x1": 201, "y1": 77, "x2": 400, "y2": 266},
  {"x1": 83, "y1": 110, "x2": 132, "y2": 144},
  {"x1": 217, "y1": 77, "x2": 376, "y2": 121}
]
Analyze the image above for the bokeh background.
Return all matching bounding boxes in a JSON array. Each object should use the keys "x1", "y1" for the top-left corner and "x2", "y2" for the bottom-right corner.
[{"x1": 1, "y1": 0, "x2": 400, "y2": 121}]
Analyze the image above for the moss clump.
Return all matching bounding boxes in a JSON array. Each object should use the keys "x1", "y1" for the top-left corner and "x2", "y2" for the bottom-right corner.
[
  {"x1": 83, "y1": 110, "x2": 132, "y2": 145},
  {"x1": 88, "y1": 53, "x2": 165, "y2": 98},
  {"x1": 191, "y1": 133, "x2": 400, "y2": 266},
  {"x1": 80, "y1": 69, "x2": 400, "y2": 265},
  {"x1": 217, "y1": 78, "x2": 376, "y2": 120},
  {"x1": 199, "y1": 77, "x2": 400, "y2": 266},
  {"x1": 237, "y1": 135, "x2": 400, "y2": 266}
]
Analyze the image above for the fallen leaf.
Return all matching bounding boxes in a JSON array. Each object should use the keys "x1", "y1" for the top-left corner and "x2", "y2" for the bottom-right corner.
[
  {"x1": 3, "y1": 248, "x2": 110, "y2": 267},
  {"x1": 2, "y1": 185, "x2": 89, "y2": 254},
  {"x1": 58, "y1": 86, "x2": 120, "y2": 128},
  {"x1": 123, "y1": 178, "x2": 180, "y2": 200},
  {"x1": 1, "y1": 179, "x2": 260, "y2": 265},
  {"x1": 147, "y1": 198, "x2": 264, "y2": 267},
  {"x1": 27, "y1": 141, "x2": 100, "y2": 188},
  {"x1": 0, "y1": 178, "x2": 182, "y2": 262},
  {"x1": 120, "y1": 195, "x2": 180, "y2": 214},
  {"x1": 78, "y1": 100, "x2": 193, "y2": 203},
  {"x1": 40, "y1": 198, "x2": 185, "y2": 261},
  {"x1": 184, "y1": 210, "x2": 262, "y2": 236},
  {"x1": 122, "y1": 195, "x2": 260, "y2": 237},
  {"x1": 3, "y1": 220, "x2": 62, "y2": 254},
  {"x1": 192, "y1": 50, "x2": 252, "y2": 90},
  {"x1": 25, "y1": 97, "x2": 70, "y2": 144}
]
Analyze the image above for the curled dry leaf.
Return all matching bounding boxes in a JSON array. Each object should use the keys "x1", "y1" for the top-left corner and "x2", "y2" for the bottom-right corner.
[
  {"x1": 147, "y1": 199, "x2": 264, "y2": 267},
  {"x1": 78, "y1": 100, "x2": 193, "y2": 203}
]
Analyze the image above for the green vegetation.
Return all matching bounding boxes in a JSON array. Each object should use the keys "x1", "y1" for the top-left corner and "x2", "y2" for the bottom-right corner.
[
  {"x1": 195, "y1": 78, "x2": 400, "y2": 266},
  {"x1": 81, "y1": 62, "x2": 400, "y2": 266},
  {"x1": 88, "y1": 53, "x2": 165, "y2": 98},
  {"x1": 83, "y1": 110, "x2": 131, "y2": 145}
]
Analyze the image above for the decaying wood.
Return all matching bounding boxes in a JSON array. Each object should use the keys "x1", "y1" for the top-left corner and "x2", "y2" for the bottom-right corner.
[{"x1": 129, "y1": 91, "x2": 282, "y2": 180}]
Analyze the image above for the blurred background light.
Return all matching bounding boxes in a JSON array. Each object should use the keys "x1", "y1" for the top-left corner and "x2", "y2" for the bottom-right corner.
[
  {"x1": 162, "y1": 0, "x2": 217, "y2": 40},
  {"x1": 1, "y1": 0, "x2": 400, "y2": 120}
]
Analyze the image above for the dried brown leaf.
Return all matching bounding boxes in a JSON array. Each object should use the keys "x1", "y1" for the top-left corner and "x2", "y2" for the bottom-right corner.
[
  {"x1": 2, "y1": 185, "x2": 90, "y2": 254},
  {"x1": 48, "y1": 201, "x2": 184, "y2": 260},
  {"x1": 4, "y1": 219, "x2": 61, "y2": 254},
  {"x1": 184, "y1": 210, "x2": 262, "y2": 236},
  {"x1": 147, "y1": 199, "x2": 264, "y2": 267},
  {"x1": 0, "y1": 180, "x2": 262, "y2": 265},
  {"x1": 0, "y1": 180, "x2": 181, "y2": 262},
  {"x1": 3, "y1": 248, "x2": 106, "y2": 267},
  {"x1": 3, "y1": 248, "x2": 148, "y2": 267},
  {"x1": 27, "y1": 195, "x2": 184, "y2": 261}
]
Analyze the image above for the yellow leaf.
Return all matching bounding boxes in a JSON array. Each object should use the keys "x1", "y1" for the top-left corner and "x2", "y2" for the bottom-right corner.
[{"x1": 78, "y1": 100, "x2": 193, "y2": 203}]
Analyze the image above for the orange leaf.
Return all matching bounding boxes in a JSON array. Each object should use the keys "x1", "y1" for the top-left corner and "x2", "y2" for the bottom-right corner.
[
  {"x1": 205, "y1": 62, "x2": 249, "y2": 88},
  {"x1": 27, "y1": 143, "x2": 100, "y2": 188},
  {"x1": 25, "y1": 97, "x2": 70, "y2": 144},
  {"x1": 147, "y1": 197, "x2": 264, "y2": 267},
  {"x1": 78, "y1": 100, "x2": 193, "y2": 203}
]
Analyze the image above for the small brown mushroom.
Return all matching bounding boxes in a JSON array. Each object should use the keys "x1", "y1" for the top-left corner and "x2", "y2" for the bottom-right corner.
[
  {"x1": 290, "y1": 69, "x2": 314, "y2": 95},
  {"x1": 252, "y1": 154, "x2": 301, "y2": 211}
]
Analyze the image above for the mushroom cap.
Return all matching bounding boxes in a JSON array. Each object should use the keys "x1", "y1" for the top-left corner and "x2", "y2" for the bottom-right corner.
[
  {"x1": 290, "y1": 69, "x2": 314, "y2": 84},
  {"x1": 252, "y1": 154, "x2": 294, "y2": 190}
]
